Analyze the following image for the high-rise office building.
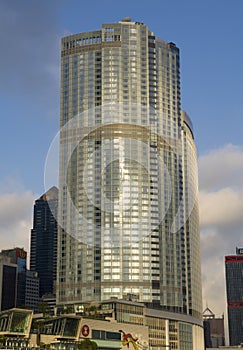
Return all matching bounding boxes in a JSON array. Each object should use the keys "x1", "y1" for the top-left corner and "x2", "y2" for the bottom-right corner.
[
  {"x1": 0, "y1": 255, "x2": 17, "y2": 311},
  {"x1": 1, "y1": 247, "x2": 40, "y2": 311},
  {"x1": 1, "y1": 247, "x2": 27, "y2": 308},
  {"x1": 30, "y1": 186, "x2": 58, "y2": 297},
  {"x1": 56, "y1": 18, "x2": 203, "y2": 347},
  {"x1": 24, "y1": 270, "x2": 40, "y2": 312},
  {"x1": 225, "y1": 247, "x2": 243, "y2": 346},
  {"x1": 1, "y1": 247, "x2": 27, "y2": 272}
]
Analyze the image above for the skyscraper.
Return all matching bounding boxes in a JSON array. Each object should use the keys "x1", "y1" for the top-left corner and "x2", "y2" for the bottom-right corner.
[
  {"x1": 30, "y1": 186, "x2": 58, "y2": 298},
  {"x1": 56, "y1": 18, "x2": 203, "y2": 347},
  {"x1": 0, "y1": 255, "x2": 17, "y2": 311},
  {"x1": 1, "y1": 247, "x2": 27, "y2": 308},
  {"x1": 1, "y1": 247, "x2": 40, "y2": 311},
  {"x1": 225, "y1": 247, "x2": 243, "y2": 346}
]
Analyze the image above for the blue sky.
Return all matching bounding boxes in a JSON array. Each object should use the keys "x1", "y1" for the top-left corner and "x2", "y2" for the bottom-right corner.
[
  {"x1": 0, "y1": 0, "x2": 243, "y2": 320},
  {"x1": 0, "y1": 0, "x2": 242, "y2": 192}
]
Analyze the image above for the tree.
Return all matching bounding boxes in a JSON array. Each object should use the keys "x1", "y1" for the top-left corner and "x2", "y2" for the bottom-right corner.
[
  {"x1": 78, "y1": 339, "x2": 98, "y2": 350},
  {"x1": 37, "y1": 302, "x2": 51, "y2": 316}
]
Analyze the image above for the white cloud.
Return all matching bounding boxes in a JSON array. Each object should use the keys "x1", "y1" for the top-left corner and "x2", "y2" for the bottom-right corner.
[
  {"x1": 0, "y1": 188, "x2": 38, "y2": 259},
  {"x1": 199, "y1": 144, "x2": 243, "y2": 191},
  {"x1": 200, "y1": 187, "x2": 243, "y2": 227},
  {"x1": 199, "y1": 144, "x2": 243, "y2": 317}
]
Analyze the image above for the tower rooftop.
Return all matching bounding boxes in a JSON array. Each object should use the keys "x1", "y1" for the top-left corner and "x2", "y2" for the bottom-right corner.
[{"x1": 39, "y1": 186, "x2": 58, "y2": 201}]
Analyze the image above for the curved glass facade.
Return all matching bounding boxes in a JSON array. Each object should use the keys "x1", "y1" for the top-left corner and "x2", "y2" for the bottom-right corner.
[{"x1": 57, "y1": 19, "x2": 203, "y2": 328}]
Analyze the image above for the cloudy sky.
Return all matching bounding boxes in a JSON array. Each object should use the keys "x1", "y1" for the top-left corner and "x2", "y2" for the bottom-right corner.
[{"x1": 0, "y1": 0, "x2": 243, "y2": 320}]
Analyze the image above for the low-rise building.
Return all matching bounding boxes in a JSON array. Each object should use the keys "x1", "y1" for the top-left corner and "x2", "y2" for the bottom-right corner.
[
  {"x1": 0, "y1": 308, "x2": 33, "y2": 349},
  {"x1": 0, "y1": 299, "x2": 205, "y2": 349}
]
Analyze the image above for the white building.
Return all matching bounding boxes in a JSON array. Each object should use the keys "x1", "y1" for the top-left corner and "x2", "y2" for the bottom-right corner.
[{"x1": 56, "y1": 18, "x2": 204, "y2": 349}]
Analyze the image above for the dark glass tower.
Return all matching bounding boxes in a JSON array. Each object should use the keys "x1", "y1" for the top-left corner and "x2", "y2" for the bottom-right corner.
[
  {"x1": 30, "y1": 186, "x2": 58, "y2": 297},
  {"x1": 1, "y1": 248, "x2": 27, "y2": 308},
  {"x1": 0, "y1": 256, "x2": 17, "y2": 311},
  {"x1": 225, "y1": 247, "x2": 243, "y2": 346}
]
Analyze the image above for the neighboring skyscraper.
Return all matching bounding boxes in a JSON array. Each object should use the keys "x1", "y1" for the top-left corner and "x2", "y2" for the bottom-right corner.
[
  {"x1": 1, "y1": 247, "x2": 27, "y2": 272},
  {"x1": 30, "y1": 187, "x2": 58, "y2": 297},
  {"x1": 1, "y1": 247, "x2": 40, "y2": 311},
  {"x1": 225, "y1": 247, "x2": 243, "y2": 346},
  {"x1": 57, "y1": 18, "x2": 203, "y2": 347},
  {"x1": 1, "y1": 247, "x2": 27, "y2": 307},
  {"x1": 0, "y1": 255, "x2": 17, "y2": 311},
  {"x1": 203, "y1": 307, "x2": 225, "y2": 348},
  {"x1": 24, "y1": 270, "x2": 40, "y2": 312}
]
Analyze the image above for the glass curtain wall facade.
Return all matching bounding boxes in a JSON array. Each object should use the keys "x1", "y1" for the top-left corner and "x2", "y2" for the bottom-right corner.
[
  {"x1": 225, "y1": 248, "x2": 243, "y2": 346},
  {"x1": 30, "y1": 187, "x2": 58, "y2": 297},
  {"x1": 57, "y1": 18, "x2": 202, "y2": 323}
]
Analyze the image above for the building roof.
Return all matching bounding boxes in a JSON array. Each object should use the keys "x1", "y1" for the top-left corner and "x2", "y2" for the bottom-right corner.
[
  {"x1": 203, "y1": 307, "x2": 215, "y2": 319},
  {"x1": 39, "y1": 186, "x2": 58, "y2": 201}
]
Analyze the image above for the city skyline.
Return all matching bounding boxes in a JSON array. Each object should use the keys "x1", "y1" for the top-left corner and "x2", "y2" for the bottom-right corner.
[{"x1": 0, "y1": 0, "x2": 243, "y2": 320}]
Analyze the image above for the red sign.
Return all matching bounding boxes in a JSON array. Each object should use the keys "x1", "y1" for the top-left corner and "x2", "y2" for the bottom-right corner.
[
  {"x1": 16, "y1": 249, "x2": 27, "y2": 259},
  {"x1": 81, "y1": 324, "x2": 90, "y2": 337}
]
